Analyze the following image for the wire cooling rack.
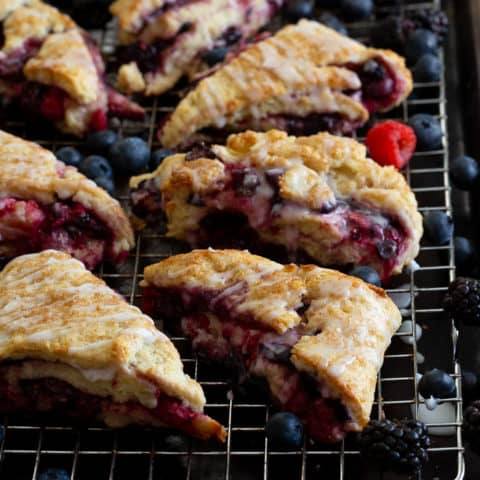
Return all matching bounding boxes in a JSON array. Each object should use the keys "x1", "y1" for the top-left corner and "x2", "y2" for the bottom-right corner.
[{"x1": 0, "y1": 0, "x2": 465, "y2": 478}]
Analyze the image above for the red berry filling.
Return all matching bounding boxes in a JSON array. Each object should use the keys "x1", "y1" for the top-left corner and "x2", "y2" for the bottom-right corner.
[
  {"x1": 142, "y1": 286, "x2": 355, "y2": 443},
  {"x1": 0, "y1": 38, "x2": 43, "y2": 76},
  {"x1": 365, "y1": 120, "x2": 417, "y2": 170},
  {"x1": 0, "y1": 367, "x2": 220, "y2": 440},
  {"x1": 0, "y1": 197, "x2": 122, "y2": 270}
]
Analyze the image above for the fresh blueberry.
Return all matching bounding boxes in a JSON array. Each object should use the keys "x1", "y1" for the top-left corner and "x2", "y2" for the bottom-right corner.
[
  {"x1": 37, "y1": 468, "x2": 70, "y2": 480},
  {"x1": 454, "y1": 236, "x2": 476, "y2": 272},
  {"x1": 318, "y1": 13, "x2": 348, "y2": 36},
  {"x1": 423, "y1": 211, "x2": 453, "y2": 246},
  {"x1": 284, "y1": 0, "x2": 314, "y2": 21},
  {"x1": 405, "y1": 29, "x2": 438, "y2": 65},
  {"x1": 450, "y1": 155, "x2": 480, "y2": 190},
  {"x1": 79, "y1": 155, "x2": 113, "y2": 180},
  {"x1": 266, "y1": 412, "x2": 303, "y2": 449},
  {"x1": 408, "y1": 114, "x2": 442, "y2": 151},
  {"x1": 109, "y1": 137, "x2": 150, "y2": 174},
  {"x1": 202, "y1": 46, "x2": 229, "y2": 67},
  {"x1": 462, "y1": 369, "x2": 479, "y2": 397},
  {"x1": 413, "y1": 53, "x2": 441, "y2": 82},
  {"x1": 339, "y1": 0, "x2": 373, "y2": 21},
  {"x1": 85, "y1": 130, "x2": 118, "y2": 154},
  {"x1": 94, "y1": 176, "x2": 115, "y2": 196},
  {"x1": 418, "y1": 368, "x2": 456, "y2": 399},
  {"x1": 348, "y1": 266, "x2": 382, "y2": 287},
  {"x1": 150, "y1": 148, "x2": 174, "y2": 170},
  {"x1": 55, "y1": 147, "x2": 82, "y2": 167}
]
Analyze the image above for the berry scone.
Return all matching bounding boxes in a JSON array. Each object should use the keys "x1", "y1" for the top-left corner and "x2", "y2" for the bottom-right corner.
[
  {"x1": 141, "y1": 249, "x2": 402, "y2": 443},
  {"x1": 158, "y1": 20, "x2": 413, "y2": 148},
  {"x1": 111, "y1": 0, "x2": 283, "y2": 96},
  {"x1": 0, "y1": 130, "x2": 134, "y2": 269},
  {"x1": 0, "y1": 250, "x2": 226, "y2": 441},
  {"x1": 130, "y1": 130, "x2": 422, "y2": 281},
  {"x1": 0, "y1": 0, "x2": 144, "y2": 136}
]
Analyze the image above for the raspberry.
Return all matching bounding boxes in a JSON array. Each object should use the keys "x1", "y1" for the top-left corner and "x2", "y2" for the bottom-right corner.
[
  {"x1": 89, "y1": 109, "x2": 108, "y2": 131},
  {"x1": 365, "y1": 120, "x2": 417, "y2": 170}
]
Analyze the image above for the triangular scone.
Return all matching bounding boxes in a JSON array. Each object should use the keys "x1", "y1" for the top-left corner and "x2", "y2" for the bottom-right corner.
[
  {"x1": 0, "y1": 130, "x2": 134, "y2": 269},
  {"x1": 131, "y1": 129, "x2": 422, "y2": 281},
  {"x1": 0, "y1": 0, "x2": 144, "y2": 136},
  {"x1": 0, "y1": 250, "x2": 226, "y2": 441},
  {"x1": 159, "y1": 20, "x2": 413, "y2": 148},
  {"x1": 111, "y1": 0, "x2": 283, "y2": 96},
  {"x1": 141, "y1": 249, "x2": 401, "y2": 443}
]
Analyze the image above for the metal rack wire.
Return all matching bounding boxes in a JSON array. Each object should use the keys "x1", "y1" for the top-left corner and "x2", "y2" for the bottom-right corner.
[{"x1": 0, "y1": 0, "x2": 464, "y2": 478}]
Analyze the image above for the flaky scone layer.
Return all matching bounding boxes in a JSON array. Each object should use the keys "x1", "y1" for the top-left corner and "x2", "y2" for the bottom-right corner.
[
  {"x1": 142, "y1": 249, "x2": 402, "y2": 429},
  {"x1": 0, "y1": 250, "x2": 205, "y2": 412},
  {"x1": 131, "y1": 129, "x2": 422, "y2": 276},
  {"x1": 0, "y1": 130, "x2": 134, "y2": 256},
  {"x1": 159, "y1": 20, "x2": 413, "y2": 148}
]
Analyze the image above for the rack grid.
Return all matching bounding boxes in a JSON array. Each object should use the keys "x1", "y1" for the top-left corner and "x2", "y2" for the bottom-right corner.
[{"x1": 0, "y1": 0, "x2": 465, "y2": 478}]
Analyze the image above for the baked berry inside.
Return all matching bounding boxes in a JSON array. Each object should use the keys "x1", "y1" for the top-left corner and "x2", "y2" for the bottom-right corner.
[
  {"x1": 142, "y1": 285, "x2": 356, "y2": 443},
  {"x1": 0, "y1": 197, "x2": 122, "y2": 269}
]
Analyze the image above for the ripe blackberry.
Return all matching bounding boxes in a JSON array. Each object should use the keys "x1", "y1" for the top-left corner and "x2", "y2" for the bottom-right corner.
[
  {"x1": 443, "y1": 277, "x2": 480, "y2": 326},
  {"x1": 404, "y1": 9, "x2": 449, "y2": 43},
  {"x1": 463, "y1": 400, "x2": 480, "y2": 453},
  {"x1": 358, "y1": 419, "x2": 430, "y2": 474}
]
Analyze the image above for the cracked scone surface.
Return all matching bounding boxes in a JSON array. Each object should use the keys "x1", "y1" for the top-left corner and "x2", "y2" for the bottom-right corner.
[
  {"x1": 0, "y1": 250, "x2": 225, "y2": 440},
  {"x1": 141, "y1": 249, "x2": 402, "y2": 433},
  {"x1": 131, "y1": 129, "x2": 422, "y2": 279},
  {"x1": 159, "y1": 20, "x2": 412, "y2": 148},
  {"x1": 0, "y1": 129, "x2": 134, "y2": 260},
  {"x1": 111, "y1": 0, "x2": 283, "y2": 96}
]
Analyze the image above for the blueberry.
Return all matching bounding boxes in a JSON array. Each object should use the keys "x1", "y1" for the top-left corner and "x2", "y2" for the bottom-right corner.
[
  {"x1": 37, "y1": 468, "x2": 70, "y2": 480},
  {"x1": 318, "y1": 13, "x2": 348, "y2": 36},
  {"x1": 94, "y1": 176, "x2": 115, "y2": 196},
  {"x1": 339, "y1": 0, "x2": 373, "y2": 21},
  {"x1": 79, "y1": 155, "x2": 113, "y2": 180},
  {"x1": 266, "y1": 412, "x2": 303, "y2": 449},
  {"x1": 85, "y1": 130, "x2": 118, "y2": 154},
  {"x1": 450, "y1": 155, "x2": 480, "y2": 190},
  {"x1": 413, "y1": 54, "x2": 441, "y2": 82},
  {"x1": 418, "y1": 368, "x2": 456, "y2": 399},
  {"x1": 423, "y1": 211, "x2": 453, "y2": 246},
  {"x1": 284, "y1": 0, "x2": 314, "y2": 21},
  {"x1": 202, "y1": 46, "x2": 229, "y2": 67},
  {"x1": 55, "y1": 147, "x2": 82, "y2": 167},
  {"x1": 150, "y1": 148, "x2": 174, "y2": 170},
  {"x1": 109, "y1": 137, "x2": 150, "y2": 174},
  {"x1": 348, "y1": 266, "x2": 381, "y2": 287},
  {"x1": 454, "y1": 236, "x2": 476, "y2": 272},
  {"x1": 462, "y1": 369, "x2": 479, "y2": 397},
  {"x1": 405, "y1": 29, "x2": 438, "y2": 65},
  {"x1": 408, "y1": 114, "x2": 442, "y2": 151}
]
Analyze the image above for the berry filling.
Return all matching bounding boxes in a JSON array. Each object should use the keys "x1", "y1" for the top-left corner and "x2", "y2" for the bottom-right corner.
[
  {"x1": 131, "y1": 165, "x2": 407, "y2": 281},
  {"x1": 0, "y1": 38, "x2": 43, "y2": 76},
  {"x1": 142, "y1": 286, "x2": 357, "y2": 443},
  {"x1": 0, "y1": 197, "x2": 121, "y2": 270},
  {"x1": 352, "y1": 58, "x2": 404, "y2": 113},
  {"x1": 0, "y1": 363, "x2": 222, "y2": 440}
]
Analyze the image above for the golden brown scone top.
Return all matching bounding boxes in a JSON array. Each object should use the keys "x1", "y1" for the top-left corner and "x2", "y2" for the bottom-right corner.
[
  {"x1": 142, "y1": 248, "x2": 402, "y2": 429},
  {"x1": 131, "y1": 129, "x2": 423, "y2": 274},
  {"x1": 0, "y1": 250, "x2": 206, "y2": 412},
  {"x1": 159, "y1": 20, "x2": 413, "y2": 148},
  {"x1": 0, "y1": 130, "x2": 134, "y2": 256},
  {"x1": 110, "y1": 0, "x2": 166, "y2": 33}
]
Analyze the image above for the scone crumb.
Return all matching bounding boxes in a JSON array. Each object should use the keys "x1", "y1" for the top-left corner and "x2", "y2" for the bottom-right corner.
[{"x1": 117, "y1": 62, "x2": 145, "y2": 93}]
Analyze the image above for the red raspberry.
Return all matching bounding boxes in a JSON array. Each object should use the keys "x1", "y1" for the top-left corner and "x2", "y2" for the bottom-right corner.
[
  {"x1": 89, "y1": 109, "x2": 108, "y2": 131},
  {"x1": 365, "y1": 120, "x2": 417, "y2": 170}
]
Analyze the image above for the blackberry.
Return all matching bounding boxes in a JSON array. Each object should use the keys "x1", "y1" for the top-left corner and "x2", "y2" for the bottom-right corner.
[
  {"x1": 358, "y1": 418, "x2": 430, "y2": 474},
  {"x1": 443, "y1": 277, "x2": 480, "y2": 326},
  {"x1": 370, "y1": 16, "x2": 406, "y2": 52},
  {"x1": 404, "y1": 9, "x2": 449, "y2": 43},
  {"x1": 463, "y1": 400, "x2": 480, "y2": 453}
]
